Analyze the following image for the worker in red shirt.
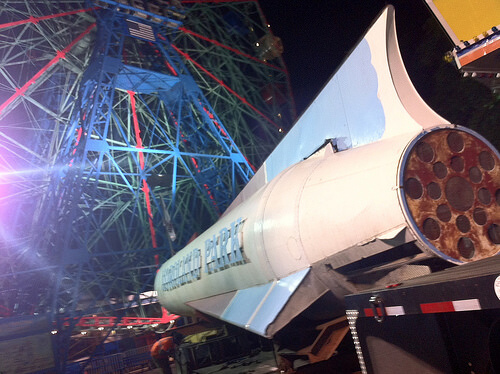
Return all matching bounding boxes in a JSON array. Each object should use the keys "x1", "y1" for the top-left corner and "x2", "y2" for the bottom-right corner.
[{"x1": 151, "y1": 336, "x2": 175, "y2": 374}]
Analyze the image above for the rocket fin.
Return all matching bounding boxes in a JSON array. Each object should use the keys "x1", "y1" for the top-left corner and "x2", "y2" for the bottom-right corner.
[
  {"x1": 187, "y1": 268, "x2": 315, "y2": 338},
  {"x1": 225, "y1": 6, "x2": 448, "y2": 216}
]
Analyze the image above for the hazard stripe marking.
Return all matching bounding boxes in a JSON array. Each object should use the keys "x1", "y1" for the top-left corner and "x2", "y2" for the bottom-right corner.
[
  {"x1": 363, "y1": 308, "x2": 377, "y2": 317},
  {"x1": 361, "y1": 299, "x2": 481, "y2": 317},
  {"x1": 363, "y1": 306, "x2": 405, "y2": 317},
  {"x1": 421, "y1": 301, "x2": 455, "y2": 313},
  {"x1": 421, "y1": 299, "x2": 481, "y2": 314},
  {"x1": 452, "y1": 299, "x2": 481, "y2": 312},
  {"x1": 385, "y1": 306, "x2": 405, "y2": 316}
]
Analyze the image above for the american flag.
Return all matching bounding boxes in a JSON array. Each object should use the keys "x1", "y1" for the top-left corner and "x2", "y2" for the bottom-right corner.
[{"x1": 126, "y1": 19, "x2": 156, "y2": 41}]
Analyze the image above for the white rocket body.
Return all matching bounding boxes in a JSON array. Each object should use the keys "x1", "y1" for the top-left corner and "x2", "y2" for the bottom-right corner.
[{"x1": 154, "y1": 7, "x2": 500, "y2": 338}]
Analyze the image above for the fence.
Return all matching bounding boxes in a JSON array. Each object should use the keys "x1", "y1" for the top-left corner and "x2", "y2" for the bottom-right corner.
[{"x1": 66, "y1": 345, "x2": 155, "y2": 374}]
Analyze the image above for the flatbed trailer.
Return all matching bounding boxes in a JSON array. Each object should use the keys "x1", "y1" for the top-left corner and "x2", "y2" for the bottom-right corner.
[{"x1": 345, "y1": 256, "x2": 500, "y2": 374}]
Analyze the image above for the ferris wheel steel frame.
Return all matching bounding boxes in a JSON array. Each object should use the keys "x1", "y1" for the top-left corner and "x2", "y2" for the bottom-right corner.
[
  {"x1": 0, "y1": 0, "x2": 295, "y2": 370},
  {"x1": 174, "y1": 0, "x2": 296, "y2": 163}
]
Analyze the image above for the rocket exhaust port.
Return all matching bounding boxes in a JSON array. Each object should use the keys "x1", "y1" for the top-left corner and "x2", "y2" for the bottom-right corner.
[{"x1": 400, "y1": 128, "x2": 500, "y2": 263}]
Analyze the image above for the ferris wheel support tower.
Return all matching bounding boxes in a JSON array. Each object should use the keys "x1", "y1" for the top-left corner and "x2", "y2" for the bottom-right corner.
[{"x1": 0, "y1": 0, "x2": 295, "y2": 370}]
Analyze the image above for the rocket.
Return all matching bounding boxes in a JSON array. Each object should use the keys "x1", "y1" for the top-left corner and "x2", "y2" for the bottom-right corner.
[{"x1": 154, "y1": 6, "x2": 500, "y2": 343}]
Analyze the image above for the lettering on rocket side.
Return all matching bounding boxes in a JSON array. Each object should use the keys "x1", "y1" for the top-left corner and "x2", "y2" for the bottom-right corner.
[
  {"x1": 161, "y1": 248, "x2": 202, "y2": 291},
  {"x1": 205, "y1": 217, "x2": 245, "y2": 274},
  {"x1": 161, "y1": 218, "x2": 245, "y2": 291}
]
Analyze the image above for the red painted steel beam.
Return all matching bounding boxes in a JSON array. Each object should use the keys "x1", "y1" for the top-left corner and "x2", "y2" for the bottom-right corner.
[
  {"x1": 178, "y1": 26, "x2": 285, "y2": 73},
  {"x1": 65, "y1": 308, "x2": 179, "y2": 327},
  {"x1": 128, "y1": 91, "x2": 158, "y2": 249},
  {"x1": 0, "y1": 23, "x2": 97, "y2": 116},
  {"x1": 0, "y1": 7, "x2": 97, "y2": 29},
  {"x1": 171, "y1": 44, "x2": 281, "y2": 131}
]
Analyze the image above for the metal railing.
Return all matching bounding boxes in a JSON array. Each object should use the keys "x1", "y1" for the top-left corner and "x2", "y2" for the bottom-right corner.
[{"x1": 66, "y1": 345, "x2": 155, "y2": 374}]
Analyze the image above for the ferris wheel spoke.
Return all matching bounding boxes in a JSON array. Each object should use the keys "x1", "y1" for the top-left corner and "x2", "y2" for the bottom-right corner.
[
  {"x1": 0, "y1": 6, "x2": 94, "y2": 30},
  {"x1": 171, "y1": 43, "x2": 281, "y2": 131},
  {"x1": 0, "y1": 23, "x2": 95, "y2": 118},
  {"x1": 178, "y1": 26, "x2": 285, "y2": 72}
]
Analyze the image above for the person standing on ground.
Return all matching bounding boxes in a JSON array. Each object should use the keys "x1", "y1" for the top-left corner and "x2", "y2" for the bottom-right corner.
[{"x1": 151, "y1": 336, "x2": 175, "y2": 374}]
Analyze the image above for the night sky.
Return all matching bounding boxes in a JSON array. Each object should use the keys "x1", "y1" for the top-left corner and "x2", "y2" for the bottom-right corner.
[{"x1": 259, "y1": 0, "x2": 450, "y2": 115}]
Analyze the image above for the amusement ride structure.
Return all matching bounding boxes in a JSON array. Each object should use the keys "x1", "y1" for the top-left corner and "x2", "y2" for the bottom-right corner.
[{"x1": 0, "y1": 0, "x2": 294, "y2": 370}]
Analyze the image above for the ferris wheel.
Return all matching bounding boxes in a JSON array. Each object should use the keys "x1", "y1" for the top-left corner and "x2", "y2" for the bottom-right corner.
[{"x1": 0, "y1": 1, "x2": 294, "y2": 365}]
